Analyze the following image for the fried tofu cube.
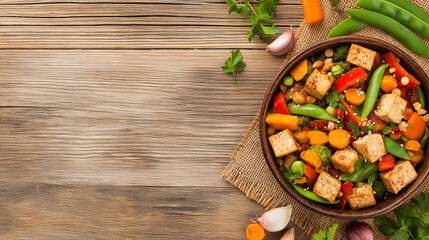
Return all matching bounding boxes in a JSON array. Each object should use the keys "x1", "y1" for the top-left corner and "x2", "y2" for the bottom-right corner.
[
  {"x1": 376, "y1": 94, "x2": 408, "y2": 124},
  {"x1": 331, "y1": 146, "x2": 360, "y2": 174},
  {"x1": 268, "y1": 129, "x2": 299, "y2": 157},
  {"x1": 313, "y1": 171, "x2": 341, "y2": 203},
  {"x1": 353, "y1": 134, "x2": 386, "y2": 163},
  {"x1": 347, "y1": 183, "x2": 377, "y2": 209},
  {"x1": 304, "y1": 69, "x2": 334, "y2": 100},
  {"x1": 346, "y1": 44, "x2": 377, "y2": 71},
  {"x1": 380, "y1": 160, "x2": 418, "y2": 194}
]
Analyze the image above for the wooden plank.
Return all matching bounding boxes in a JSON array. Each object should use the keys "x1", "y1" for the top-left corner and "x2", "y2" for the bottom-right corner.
[
  {"x1": 0, "y1": 183, "x2": 307, "y2": 239},
  {"x1": 0, "y1": 49, "x2": 284, "y2": 186}
]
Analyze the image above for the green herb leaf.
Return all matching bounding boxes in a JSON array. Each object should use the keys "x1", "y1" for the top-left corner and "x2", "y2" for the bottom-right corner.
[
  {"x1": 284, "y1": 169, "x2": 303, "y2": 181},
  {"x1": 325, "y1": 87, "x2": 340, "y2": 108},
  {"x1": 408, "y1": 123, "x2": 412, "y2": 129},
  {"x1": 382, "y1": 122, "x2": 397, "y2": 135},
  {"x1": 338, "y1": 103, "x2": 347, "y2": 111},
  {"x1": 312, "y1": 223, "x2": 338, "y2": 240},
  {"x1": 376, "y1": 215, "x2": 399, "y2": 235},
  {"x1": 348, "y1": 119, "x2": 361, "y2": 136},
  {"x1": 221, "y1": 49, "x2": 246, "y2": 84},
  {"x1": 390, "y1": 230, "x2": 409, "y2": 240},
  {"x1": 330, "y1": 0, "x2": 339, "y2": 7},
  {"x1": 401, "y1": 136, "x2": 409, "y2": 142}
]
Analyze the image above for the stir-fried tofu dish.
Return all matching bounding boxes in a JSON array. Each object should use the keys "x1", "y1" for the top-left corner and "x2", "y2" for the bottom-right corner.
[{"x1": 266, "y1": 44, "x2": 428, "y2": 209}]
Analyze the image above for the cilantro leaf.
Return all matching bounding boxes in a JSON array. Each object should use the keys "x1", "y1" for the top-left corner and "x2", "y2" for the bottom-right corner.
[
  {"x1": 227, "y1": 0, "x2": 250, "y2": 15},
  {"x1": 390, "y1": 230, "x2": 409, "y2": 240},
  {"x1": 330, "y1": 0, "x2": 339, "y2": 6},
  {"x1": 312, "y1": 223, "x2": 338, "y2": 240},
  {"x1": 221, "y1": 49, "x2": 246, "y2": 84},
  {"x1": 338, "y1": 103, "x2": 347, "y2": 111},
  {"x1": 362, "y1": 123, "x2": 375, "y2": 134},
  {"x1": 325, "y1": 87, "x2": 340, "y2": 108},
  {"x1": 376, "y1": 215, "x2": 399, "y2": 235},
  {"x1": 348, "y1": 119, "x2": 361, "y2": 136},
  {"x1": 284, "y1": 169, "x2": 303, "y2": 181},
  {"x1": 258, "y1": 0, "x2": 279, "y2": 15},
  {"x1": 382, "y1": 122, "x2": 397, "y2": 135},
  {"x1": 353, "y1": 106, "x2": 362, "y2": 116}
]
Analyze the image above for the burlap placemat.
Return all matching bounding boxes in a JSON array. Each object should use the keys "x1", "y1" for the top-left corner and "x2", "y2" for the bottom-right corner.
[{"x1": 222, "y1": 0, "x2": 429, "y2": 239}]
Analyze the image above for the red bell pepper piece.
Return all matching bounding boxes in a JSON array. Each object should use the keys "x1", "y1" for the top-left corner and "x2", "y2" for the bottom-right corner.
[
  {"x1": 381, "y1": 52, "x2": 420, "y2": 88},
  {"x1": 341, "y1": 101, "x2": 369, "y2": 127},
  {"x1": 310, "y1": 120, "x2": 329, "y2": 130},
  {"x1": 378, "y1": 154, "x2": 395, "y2": 171},
  {"x1": 273, "y1": 92, "x2": 290, "y2": 115},
  {"x1": 334, "y1": 67, "x2": 367, "y2": 93},
  {"x1": 303, "y1": 164, "x2": 317, "y2": 187},
  {"x1": 336, "y1": 181, "x2": 354, "y2": 209},
  {"x1": 368, "y1": 111, "x2": 384, "y2": 125},
  {"x1": 335, "y1": 107, "x2": 345, "y2": 120}
]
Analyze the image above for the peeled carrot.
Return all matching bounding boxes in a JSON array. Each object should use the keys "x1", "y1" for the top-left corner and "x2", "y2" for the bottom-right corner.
[
  {"x1": 294, "y1": 131, "x2": 308, "y2": 144},
  {"x1": 301, "y1": 0, "x2": 324, "y2": 24},
  {"x1": 401, "y1": 112, "x2": 426, "y2": 140},
  {"x1": 345, "y1": 88, "x2": 366, "y2": 106},
  {"x1": 300, "y1": 149, "x2": 322, "y2": 168},
  {"x1": 328, "y1": 129, "x2": 350, "y2": 149},
  {"x1": 246, "y1": 223, "x2": 265, "y2": 240},
  {"x1": 381, "y1": 75, "x2": 398, "y2": 92},
  {"x1": 405, "y1": 140, "x2": 421, "y2": 151},
  {"x1": 307, "y1": 130, "x2": 329, "y2": 145},
  {"x1": 265, "y1": 113, "x2": 299, "y2": 130},
  {"x1": 290, "y1": 59, "x2": 308, "y2": 81}
]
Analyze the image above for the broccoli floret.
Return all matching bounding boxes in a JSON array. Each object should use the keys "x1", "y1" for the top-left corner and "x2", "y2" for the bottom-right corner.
[
  {"x1": 309, "y1": 145, "x2": 332, "y2": 165},
  {"x1": 333, "y1": 45, "x2": 350, "y2": 62},
  {"x1": 298, "y1": 116, "x2": 312, "y2": 127},
  {"x1": 373, "y1": 179, "x2": 386, "y2": 200},
  {"x1": 315, "y1": 53, "x2": 326, "y2": 62},
  {"x1": 336, "y1": 61, "x2": 350, "y2": 73}
]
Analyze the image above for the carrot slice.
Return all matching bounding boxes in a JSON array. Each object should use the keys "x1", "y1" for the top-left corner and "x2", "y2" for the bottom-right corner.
[
  {"x1": 345, "y1": 88, "x2": 366, "y2": 106},
  {"x1": 301, "y1": 0, "x2": 324, "y2": 24}
]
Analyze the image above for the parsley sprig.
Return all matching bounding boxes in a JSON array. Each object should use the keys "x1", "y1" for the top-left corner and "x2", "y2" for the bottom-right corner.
[
  {"x1": 376, "y1": 192, "x2": 429, "y2": 239},
  {"x1": 227, "y1": 0, "x2": 279, "y2": 42},
  {"x1": 222, "y1": 49, "x2": 246, "y2": 84},
  {"x1": 312, "y1": 223, "x2": 338, "y2": 240}
]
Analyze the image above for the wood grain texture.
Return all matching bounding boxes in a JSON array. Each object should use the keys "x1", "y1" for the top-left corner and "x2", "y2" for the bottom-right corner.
[{"x1": 0, "y1": 0, "x2": 310, "y2": 239}]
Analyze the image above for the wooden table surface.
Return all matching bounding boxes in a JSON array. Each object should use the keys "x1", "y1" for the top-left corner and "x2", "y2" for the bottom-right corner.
[{"x1": 0, "y1": 1, "x2": 311, "y2": 239}]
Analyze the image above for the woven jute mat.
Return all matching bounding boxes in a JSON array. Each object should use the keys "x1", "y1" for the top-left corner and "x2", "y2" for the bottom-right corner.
[{"x1": 222, "y1": 0, "x2": 429, "y2": 239}]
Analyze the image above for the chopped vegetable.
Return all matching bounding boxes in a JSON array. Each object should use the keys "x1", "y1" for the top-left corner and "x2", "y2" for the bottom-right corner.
[
  {"x1": 288, "y1": 103, "x2": 338, "y2": 122},
  {"x1": 221, "y1": 49, "x2": 246, "y2": 84},
  {"x1": 335, "y1": 61, "x2": 350, "y2": 73},
  {"x1": 303, "y1": 164, "x2": 317, "y2": 187},
  {"x1": 378, "y1": 154, "x2": 394, "y2": 171},
  {"x1": 267, "y1": 28, "x2": 294, "y2": 56},
  {"x1": 372, "y1": 179, "x2": 386, "y2": 201},
  {"x1": 333, "y1": 45, "x2": 351, "y2": 62},
  {"x1": 273, "y1": 92, "x2": 290, "y2": 115},
  {"x1": 328, "y1": 129, "x2": 350, "y2": 149},
  {"x1": 246, "y1": 223, "x2": 265, "y2": 240},
  {"x1": 227, "y1": 0, "x2": 279, "y2": 42},
  {"x1": 300, "y1": 149, "x2": 322, "y2": 168},
  {"x1": 420, "y1": 127, "x2": 429, "y2": 149},
  {"x1": 339, "y1": 157, "x2": 379, "y2": 182},
  {"x1": 307, "y1": 131, "x2": 329, "y2": 145},
  {"x1": 336, "y1": 181, "x2": 354, "y2": 209},
  {"x1": 345, "y1": 88, "x2": 366, "y2": 106},
  {"x1": 301, "y1": 0, "x2": 324, "y2": 24},
  {"x1": 380, "y1": 75, "x2": 397, "y2": 93},
  {"x1": 361, "y1": 64, "x2": 389, "y2": 119},
  {"x1": 265, "y1": 114, "x2": 299, "y2": 130},
  {"x1": 404, "y1": 140, "x2": 421, "y2": 151},
  {"x1": 309, "y1": 145, "x2": 332, "y2": 165},
  {"x1": 382, "y1": 52, "x2": 421, "y2": 88},
  {"x1": 334, "y1": 67, "x2": 367, "y2": 93},
  {"x1": 294, "y1": 131, "x2": 308, "y2": 144},
  {"x1": 401, "y1": 112, "x2": 426, "y2": 140},
  {"x1": 290, "y1": 59, "x2": 308, "y2": 81},
  {"x1": 312, "y1": 223, "x2": 338, "y2": 240},
  {"x1": 416, "y1": 86, "x2": 426, "y2": 109},
  {"x1": 291, "y1": 183, "x2": 339, "y2": 205},
  {"x1": 383, "y1": 136, "x2": 411, "y2": 160},
  {"x1": 342, "y1": 101, "x2": 369, "y2": 127},
  {"x1": 283, "y1": 75, "x2": 294, "y2": 86},
  {"x1": 310, "y1": 120, "x2": 329, "y2": 130}
]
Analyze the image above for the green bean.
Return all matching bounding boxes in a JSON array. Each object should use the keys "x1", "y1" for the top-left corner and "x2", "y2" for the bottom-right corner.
[
  {"x1": 417, "y1": 86, "x2": 425, "y2": 109},
  {"x1": 327, "y1": 17, "x2": 368, "y2": 39},
  {"x1": 287, "y1": 103, "x2": 338, "y2": 122},
  {"x1": 386, "y1": 0, "x2": 429, "y2": 24},
  {"x1": 383, "y1": 137, "x2": 411, "y2": 160},
  {"x1": 420, "y1": 127, "x2": 429, "y2": 149},
  {"x1": 339, "y1": 161, "x2": 379, "y2": 182},
  {"x1": 290, "y1": 182, "x2": 339, "y2": 204},
  {"x1": 345, "y1": 9, "x2": 429, "y2": 58},
  {"x1": 356, "y1": 0, "x2": 429, "y2": 39},
  {"x1": 361, "y1": 64, "x2": 389, "y2": 119}
]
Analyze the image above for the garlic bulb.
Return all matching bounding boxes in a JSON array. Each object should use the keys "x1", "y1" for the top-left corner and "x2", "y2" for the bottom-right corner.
[
  {"x1": 257, "y1": 205, "x2": 292, "y2": 232},
  {"x1": 266, "y1": 29, "x2": 294, "y2": 56},
  {"x1": 280, "y1": 228, "x2": 295, "y2": 240}
]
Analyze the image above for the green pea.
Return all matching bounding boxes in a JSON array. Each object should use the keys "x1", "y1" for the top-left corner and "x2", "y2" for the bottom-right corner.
[
  {"x1": 291, "y1": 161, "x2": 305, "y2": 175},
  {"x1": 327, "y1": 17, "x2": 368, "y2": 38},
  {"x1": 327, "y1": 72, "x2": 334, "y2": 79},
  {"x1": 283, "y1": 75, "x2": 294, "y2": 86},
  {"x1": 331, "y1": 65, "x2": 343, "y2": 76},
  {"x1": 346, "y1": 9, "x2": 429, "y2": 58},
  {"x1": 356, "y1": 0, "x2": 429, "y2": 39}
]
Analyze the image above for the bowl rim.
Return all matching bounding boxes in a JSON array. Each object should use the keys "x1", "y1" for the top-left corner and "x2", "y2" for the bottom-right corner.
[{"x1": 259, "y1": 36, "x2": 429, "y2": 219}]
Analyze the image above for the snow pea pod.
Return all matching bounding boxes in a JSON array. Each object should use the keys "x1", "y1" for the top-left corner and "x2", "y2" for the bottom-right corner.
[
  {"x1": 290, "y1": 182, "x2": 339, "y2": 204},
  {"x1": 345, "y1": 9, "x2": 429, "y2": 58},
  {"x1": 327, "y1": 17, "x2": 368, "y2": 39},
  {"x1": 420, "y1": 127, "x2": 429, "y2": 150},
  {"x1": 361, "y1": 64, "x2": 389, "y2": 119},
  {"x1": 386, "y1": 0, "x2": 429, "y2": 24},
  {"x1": 287, "y1": 103, "x2": 338, "y2": 122},
  {"x1": 339, "y1": 161, "x2": 379, "y2": 182},
  {"x1": 383, "y1": 136, "x2": 411, "y2": 160},
  {"x1": 417, "y1": 86, "x2": 425, "y2": 109},
  {"x1": 356, "y1": 0, "x2": 429, "y2": 39}
]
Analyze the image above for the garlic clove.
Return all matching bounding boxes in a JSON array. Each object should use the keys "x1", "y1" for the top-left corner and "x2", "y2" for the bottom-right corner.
[
  {"x1": 257, "y1": 205, "x2": 292, "y2": 232},
  {"x1": 280, "y1": 228, "x2": 295, "y2": 240},
  {"x1": 266, "y1": 29, "x2": 294, "y2": 56}
]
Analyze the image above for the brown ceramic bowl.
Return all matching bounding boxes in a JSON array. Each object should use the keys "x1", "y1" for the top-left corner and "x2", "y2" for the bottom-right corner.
[{"x1": 259, "y1": 36, "x2": 429, "y2": 219}]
